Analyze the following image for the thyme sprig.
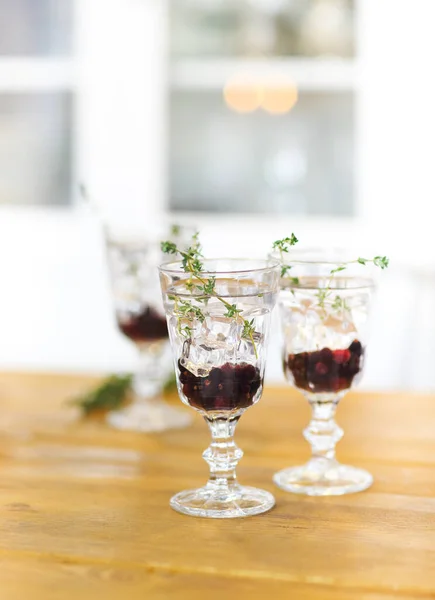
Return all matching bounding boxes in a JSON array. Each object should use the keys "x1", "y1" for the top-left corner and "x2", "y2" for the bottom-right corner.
[
  {"x1": 69, "y1": 374, "x2": 133, "y2": 416},
  {"x1": 170, "y1": 224, "x2": 181, "y2": 236},
  {"x1": 272, "y1": 235, "x2": 299, "y2": 280},
  {"x1": 161, "y1": 237, "x2": 258, "y2": 358},
  {"x1": 316, "y1": 256, "x2": 389, "y2": 311},
  {"x1": 69, "y1": 370, "x2": 179, "y2": 416},
  {"x1": 272, "y1": 237, "x2": 389, "y2": 314}
]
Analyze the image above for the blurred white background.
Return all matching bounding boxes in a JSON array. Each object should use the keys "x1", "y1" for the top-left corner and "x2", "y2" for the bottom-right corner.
[{"x1": 1, "y1": 0, "x2": 435, "y2": 390}]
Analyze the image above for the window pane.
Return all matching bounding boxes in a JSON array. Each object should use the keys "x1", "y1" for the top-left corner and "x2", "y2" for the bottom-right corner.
[
  {"x1": 0, "y1": 0, "x2": 72, "y2": 55},
  {"x1": 170, "y1": 91, "x2": 354, "y2": 216},
  {"x1": 0, "y1": 94, "x2": 72, "y2": 205},
  {"x1": 171, "y1": 0, "x2": 355, "y2": 58}
]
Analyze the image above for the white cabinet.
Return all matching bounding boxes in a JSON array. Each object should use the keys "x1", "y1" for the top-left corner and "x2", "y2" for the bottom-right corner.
[
  {"x1": 0, "y1": 1, "x2": 74, "y2": 206},
  {"x1": 169, "y1": 1, "x2": 357, "y2": 219}
]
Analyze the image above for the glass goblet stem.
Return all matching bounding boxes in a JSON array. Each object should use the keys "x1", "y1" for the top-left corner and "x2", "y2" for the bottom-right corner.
[
  {"x1": 274, "y1": 392, "x2": 372, "y2": 496},
  {"x1": 304, "y1": 398, "x2": 344, "y2": 467},
  {"x1": 132, "y1": 341, "x2": 167, "y2": 400},
  {"x1": 107, "y1": 339, "x2": 191, "y2": 432},
  {"x1": 203, "y1": 417, "x2": 243, "y2": 493}
]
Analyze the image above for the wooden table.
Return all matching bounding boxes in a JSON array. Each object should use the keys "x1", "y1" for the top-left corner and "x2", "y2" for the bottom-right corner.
[{"x1": 0, "y1": 372, "x2": 434, "y2": 599}]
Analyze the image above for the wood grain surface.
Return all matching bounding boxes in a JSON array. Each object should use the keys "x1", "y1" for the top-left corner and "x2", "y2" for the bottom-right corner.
[{"x1": 0, "y1": 372, "x2": 434, "y2": 599}]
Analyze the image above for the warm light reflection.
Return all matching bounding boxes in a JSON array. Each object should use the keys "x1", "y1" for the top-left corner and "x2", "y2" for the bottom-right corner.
[
  {"x1": 223, "y1": 75, "x2": 262, "y2": 113},
  {"x1": 223, "y1": 73, "x2": 298, "y2": 115},
  {"x1": 262, "y1": 80, "x2": 299, "y2": 115}
]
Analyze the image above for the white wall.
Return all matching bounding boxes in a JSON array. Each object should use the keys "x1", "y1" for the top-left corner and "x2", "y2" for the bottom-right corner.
[{"x1": 0, "y1": 206, "x2": 430, "y2": 393}]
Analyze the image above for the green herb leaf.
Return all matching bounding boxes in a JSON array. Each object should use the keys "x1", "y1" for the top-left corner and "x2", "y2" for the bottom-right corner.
[
  {"x1": 373, "y1": 255, "x2": 389, "y2": 269},
  {"x1": 224, "y1": 304, "x2": 242, "y2": 318},
  {"x1": 331, "y1": 295, "x2": 350, "y2": 312},
  {"x1": 192, "y1": 231, "x2": 201, "y2": 248},
  {"x1": 161, "y1": 241, "x2": 178, "y2": 254},
  {"x1": 332, "y1": 295, "x2": 342, "y2": 311},
  {"x1": 201, "y1": 276, "x2": 216, "y2": 295},
  {"x1": 70, "y1": 374, "x2": 132, "y2": 416},
  {"x1": 330, "y1": 265, "x2": 346, "y2": 275},
  {"x1": 180, "y1": 325, "x2": 193, "y2": 338},
  {"x1": 316, "y1": 288, "x2": 330, "y2": 309},
  {"x1": 242, "y1": 318, "x2": 255, "y2": 339},
  {"x1": 358, "y1": 256, "x2": 389, "y2": 269},
  {"x1": 128, "y1": 262, "x2": 139, "y2": 276},
  {"x1": 163, "y1": 371, "x2": 178, "y2": 393},
  {"x1": 281, "y1": 264, "x2": 292, "y2": 277},
  {"x1": 273, "y1": 234, "x2": 299, "y2": 253},
  {"x1": 176, "y1": 299, "x2": 205, "y2": 323}
]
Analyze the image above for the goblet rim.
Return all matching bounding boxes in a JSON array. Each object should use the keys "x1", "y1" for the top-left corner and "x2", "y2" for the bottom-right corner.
[
  {"x1": 269, "y1": 248, "x2": 374, "y2": 267},
  {"x1": 280, "y1": 275, "x2": 375, "y2": 291},
  {"x1": 159, "y1": 257, "x2": 280, "y2": 276}
]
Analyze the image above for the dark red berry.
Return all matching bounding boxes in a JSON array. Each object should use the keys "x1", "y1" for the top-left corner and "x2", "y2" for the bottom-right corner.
[
  {"x1": 178, "y1": 361, "x2": 261, "y2": 413},
  {"x1": 319, "y1": 348, "x2": 334, "y2": 364},
  {"x1": 221, "y1": 363, "x2": 235, "y2": 377},
  {"x1": 213, "y1": 396, "x2": 228, "y2": 409},
  {"x1": 335, "y1": 377, "x2": 350, "y2": 391},
  {"x1": 208, "y1": 368, "x2": 223, "y2": 384},
  {"x1": 334, "y1": 349, "x2": 351, "y2": 364},
  {"x1": 286, "y1": 340, "x2": 364, "y2": 393},
  {"x1": 179, "y1": 371, "x2": 189, "y2": 384},
  {"x1": 118, "y1": 305, "x2": 168, "y2": 342},
  {"x1": 236, "y1": 363, "x2": 256, "y2": 382},
  {"x1": 315, "y1": 362, "x2": 329, "y2": 375},
  {"x1": 349, "y1": 340, "x2": 362, "y2": 356}
]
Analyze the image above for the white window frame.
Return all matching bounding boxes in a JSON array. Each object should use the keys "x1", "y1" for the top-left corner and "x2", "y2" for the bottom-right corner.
[{"x1": 0, "y1": 0, "x2": 432, "y2": 258}]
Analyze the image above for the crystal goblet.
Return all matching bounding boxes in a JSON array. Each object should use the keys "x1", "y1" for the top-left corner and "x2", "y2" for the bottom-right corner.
[
  {"x1": 159, "y1": 259, "x2": 280, "y2": 518},
  {"x1": 105, "y1": 228, "x2": 193, "y2": 432},
  {"x1": 273, "y1": 253, "x2": 375, "y2": 495}
]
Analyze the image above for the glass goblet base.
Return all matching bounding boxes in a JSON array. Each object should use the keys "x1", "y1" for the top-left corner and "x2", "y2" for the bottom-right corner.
[
  {"x1": 107, "y1": 397, "x2": 191, "y2": 433},
  {"x1": 170, "y1": 483, "x2": 275, "y2": 519},
  {"x1": 273, "y1": 459, "x2": 373, "y2": 496}
]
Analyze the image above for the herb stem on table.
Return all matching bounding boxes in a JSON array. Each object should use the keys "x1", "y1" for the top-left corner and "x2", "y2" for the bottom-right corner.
[{"x1": 70, "y1": 374, "x2": 133, "y2": 416}]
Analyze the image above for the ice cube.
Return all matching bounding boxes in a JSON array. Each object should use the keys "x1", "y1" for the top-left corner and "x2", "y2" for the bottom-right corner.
[
  {"x1": 318, "y1": 312, "x2": 357, "y2": 349},
  {"x1": 237, "y1": 331, "x2": 264, "y2": 361},
  {"x1": 180, "y1": 317, "x2": 243, "y2": 377},
  {"x1": 282, "y1": 306, "x2": 319, "y2": 352},
  {"x1": 323, "y1": 313, "x2": 357, "y2": 335},
  {"x1": 284, "y1": 304, "x2": 358, "y2": 353},
  {"x1": 203, "y1": 316, "x2": 243, "y2": 347}
]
